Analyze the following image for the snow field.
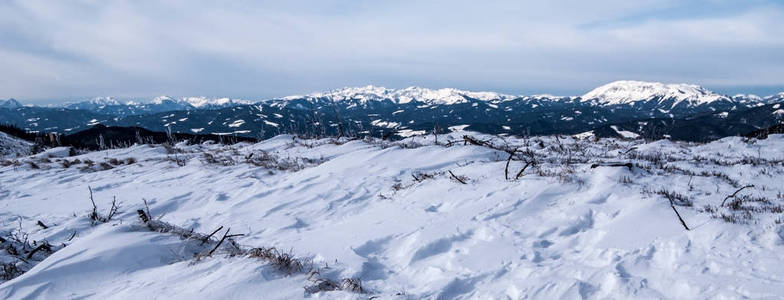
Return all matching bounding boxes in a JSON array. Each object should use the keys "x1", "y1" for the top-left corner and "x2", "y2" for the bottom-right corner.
[{"x1": 1, "y1": 133, "x2": 783, "y2": 299}]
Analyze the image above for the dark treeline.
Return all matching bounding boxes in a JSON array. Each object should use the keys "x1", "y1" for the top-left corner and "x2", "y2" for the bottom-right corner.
[{"x1": 1, "y1": 124, "x2": 256, "y2": 151}]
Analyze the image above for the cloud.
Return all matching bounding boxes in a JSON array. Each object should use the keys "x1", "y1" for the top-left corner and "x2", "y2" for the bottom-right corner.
[{"x1": 0, "y1": 0, "x2": 782, "y2": 102}]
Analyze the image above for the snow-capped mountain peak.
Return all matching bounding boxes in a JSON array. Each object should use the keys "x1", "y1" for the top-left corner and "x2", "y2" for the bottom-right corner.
[
  {"x1": 180, "y1": 96, "x2": 251, "y2": 108},
  {"x1": 0, "y1": 98, "x2": 22, "y2": 108},
  {"x1": 581, "y1": 80, "x2": 727, "y2": 107},
  {"x1": 151, "y1": 95, "x2": 178, "y2": 104},
  {"x1": 283, "y1": 85, "x2": 517, "y2": 105},
  {"x1": 88, "y1": 96, "x2": 122, "y2": 106}
]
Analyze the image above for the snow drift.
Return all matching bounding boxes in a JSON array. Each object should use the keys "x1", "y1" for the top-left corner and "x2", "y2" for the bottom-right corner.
[{"x1": 1, "y1": 133, "x2": 783, "y2": 299}]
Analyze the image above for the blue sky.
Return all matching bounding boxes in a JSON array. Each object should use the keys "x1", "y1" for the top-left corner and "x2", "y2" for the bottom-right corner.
[{"x1": 1, "y1": 0, "x2": 783, "y2": 103}]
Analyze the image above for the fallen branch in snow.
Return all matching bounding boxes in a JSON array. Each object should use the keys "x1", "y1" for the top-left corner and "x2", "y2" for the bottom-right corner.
[
  {"x1": 590, "y1": 162, "x2": 633, "y2": 170},
  {"x1": 1, "y1": 224, "x2": 63, "y2": 282},
  {"x1": 721, "y1": 185, "x2": 755, "y2": 207},
  {"x1": 25, "y1": 242, "x2": 52, "y2": 260},
  {"x1": 448, "y1": 170, "x2": 467, "y2": 184},
  {"x1": 463, "y1": 135, "x2": 486, "y2": 146},
  {"x1": 36, "y1": 220, "x2": 48, "y2": 229},
  {"x1": 202, "y1": 226, "x2": 225, "y2": 245},
  {"x1": 664, "y1": 194, "x2": 690, "y2": 230},
  {"x1": 208, "y1": 228, "x2": 230, "y2": 256},
  {"x1": 133, "y1": 211, "x2": 365, "y2": 295}
]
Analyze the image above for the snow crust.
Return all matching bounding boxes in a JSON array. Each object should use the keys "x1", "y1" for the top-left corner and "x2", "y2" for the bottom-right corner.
[{"x1": 2, "y1": 134, "x2": 784, "y2": 298}]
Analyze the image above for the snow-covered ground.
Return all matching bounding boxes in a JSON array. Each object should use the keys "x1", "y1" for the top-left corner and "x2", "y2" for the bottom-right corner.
[
  {"x1": 1, "y1": 133, "x2": 784, "y2": 299},
  {"x1": 0, "y1": 132, "x2": 32, "y2": 158}
]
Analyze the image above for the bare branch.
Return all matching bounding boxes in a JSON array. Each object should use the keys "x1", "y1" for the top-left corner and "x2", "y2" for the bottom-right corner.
[
  {"x1": 208, "y1": 228, "x2": 230, "y2": 256},
  {"x1": 36, "y1": 220, "x2": 48, "y2": 229},
  {"x1": 721, "y1": 185, "x2": 755, "y2": 207},
  {"x1": 448, "y1": 170, "x2": 467, "y2": 184},
  {"x1": 202, "y1": 225, "x2": 225, "y2": 245},
  {"x1": 665, "y1": 194, "x2": 690, "y2": 230}
]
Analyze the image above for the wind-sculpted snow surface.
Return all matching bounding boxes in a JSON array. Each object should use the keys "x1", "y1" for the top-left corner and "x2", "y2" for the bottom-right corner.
[{"x1": 1, "y1": 133, "x2": 784, "y2": 299}]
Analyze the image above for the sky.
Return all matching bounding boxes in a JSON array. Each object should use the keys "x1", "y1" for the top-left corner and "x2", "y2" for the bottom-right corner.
[{"x1": 1, "y1": 0, "x2": 783, "y2": 104}]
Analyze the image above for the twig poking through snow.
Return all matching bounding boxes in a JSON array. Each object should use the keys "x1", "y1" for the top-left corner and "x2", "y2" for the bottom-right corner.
[
  {"x1": 208, "y1": 228, "x2": 230, "y2": 256},
  {"x1": 721, "y1": 185, "x2": 755, "y2": 207},
  {"x1": 202, "y1": 226, "x2": 224, "y2": 245},
  {"x1": 88, "y1": 186, "x2": 97, "y2": 221}
]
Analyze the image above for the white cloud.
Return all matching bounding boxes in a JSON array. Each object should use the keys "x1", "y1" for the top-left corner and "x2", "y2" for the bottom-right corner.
[{"x1": 0, "y1": 0, "x2": 782, "y2": 102}]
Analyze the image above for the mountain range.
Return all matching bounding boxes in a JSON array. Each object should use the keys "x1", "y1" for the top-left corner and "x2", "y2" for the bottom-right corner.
[{"x1": 1, "y1": 80, "x2": 783, "y2": 142}]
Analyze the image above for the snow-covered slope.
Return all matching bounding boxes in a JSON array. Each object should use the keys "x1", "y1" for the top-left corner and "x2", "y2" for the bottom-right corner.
[
  {"x1": 2, "y1": 133, "x2": 784, "y2": 298},
  {"x1": 0, "y1": 131, "x2": 32, "y2": 158},
  {"x1": 281, "y1": 85, "x2": 518, "y2": 105},
  {"x1": 582, "y1": 80, "x2": 729, "y2": 107}
]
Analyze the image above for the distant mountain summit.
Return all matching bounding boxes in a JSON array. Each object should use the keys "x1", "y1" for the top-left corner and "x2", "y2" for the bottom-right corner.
[
  {"x1": 0, "y1": 98, "x2": 22, "y2": 108},
  {"x1": 64, "y1": 97, "x2": 122, "y2": 110},
  {"x1": 279, "y1": 85, "x2": 518, "y2": 105},
  {"x1": 581, "y1": 80, "x2": 728, "y2": 107},
  {"x1": 180, "y1": 96, "x2": 251, "y2": 108}
]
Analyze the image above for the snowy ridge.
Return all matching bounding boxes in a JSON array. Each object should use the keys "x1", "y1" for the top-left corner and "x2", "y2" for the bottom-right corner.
[
  {"x1": 582, "y1": 80, "x2": 728, "y2": 107},
  {"x1": 281, "y1": 85, "x2": 518, "y2": 105},
  {"x1": 63, "y1": 97, "x2": 123, "y2": 109},
  {"x1": 0, "y1": 98, "x2": 22, "y2": 109},
  {"x1": 180, "y1": 96, "x2": 251, "y2": 108},
  {"x1": 60, "y1": 95, "x2": 251, "y2": 110},
  {"x1": 151, "y1": 95, "x2": 178, "y2": 104}
]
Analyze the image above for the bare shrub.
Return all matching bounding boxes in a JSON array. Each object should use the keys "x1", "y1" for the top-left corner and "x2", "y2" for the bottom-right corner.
[
  {"x1": 108, "y1": 158, "x2": 122, "y2": 166},
  {"x1": 341, "y1": 278, "x2": 364, "y2": 293},
  {"x1": 202, "y1": 152, "x2": 235, "y2": 166},
  {"x1": 656, "y1": 189, "x2": 692, "y2": 207},
  {"x1": 87, "y1": 186, "x2": 120, "y2": 224},
  {"x1": 248, "y1": 247, "x2": 304, "y2": 273},
  {"x1": 1, "y1": 262, "x2": 24, "y2": 281},
  {"x1": 244, "y1": 151, "x2": 314, "y2": 171}
]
